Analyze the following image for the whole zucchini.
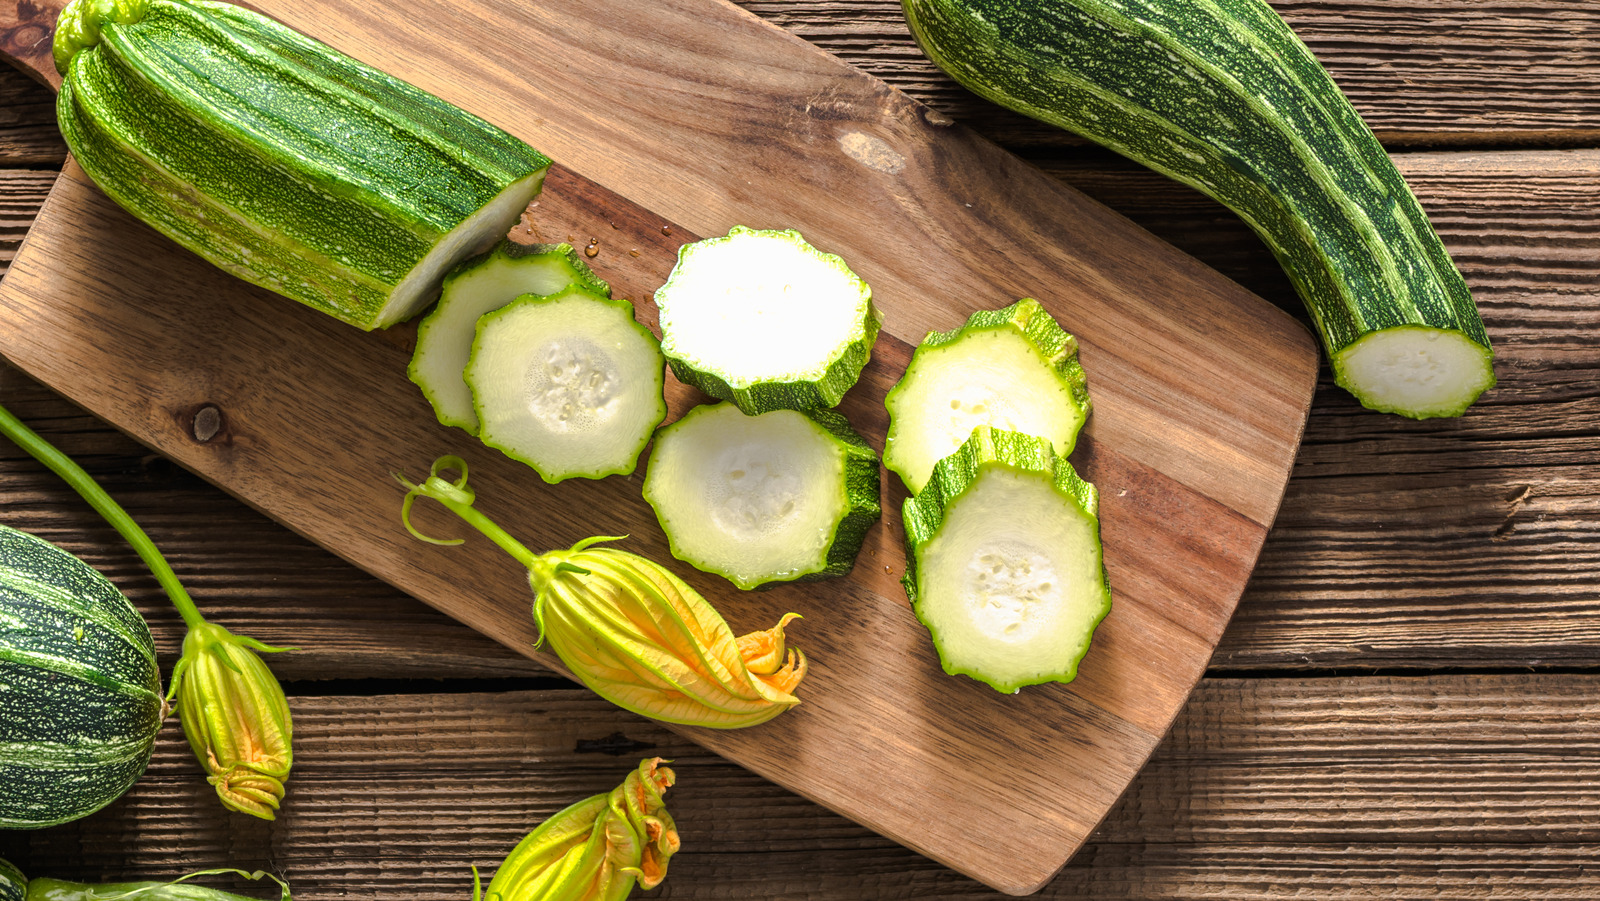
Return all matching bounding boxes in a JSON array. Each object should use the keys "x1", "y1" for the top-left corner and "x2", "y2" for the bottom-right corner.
[
  {"x1": 903, "y1": 0, "x2": 1495, "y2": 419},
  {"x1": 53, "y1": 0, "x2": 551, "y2": 330},
  {"x1": 0, "y1": 523, "x2": 163, "y2": 828}
]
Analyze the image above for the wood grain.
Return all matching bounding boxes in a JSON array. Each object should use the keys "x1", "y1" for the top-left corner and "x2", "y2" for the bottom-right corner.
[
  {"x1": 0, "y1": 0, "x2": 1316, "y2": 892},
  {"x1": 729, "y1": 0, "x2": 1600, "y2": 149},
  {"x1": 5, "y1": 676, "x2": 1599, "y2": 899}
]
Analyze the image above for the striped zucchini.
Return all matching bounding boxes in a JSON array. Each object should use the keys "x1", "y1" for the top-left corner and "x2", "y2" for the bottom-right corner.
[
  {"x1": 903, "y1": 0, "x2": 1495, "y2": 418},
  {"x1": 53, "y1": 0, "x2": 551, "y2": 330},
  {"x1": 0, "y1": 859, "x2": 24, "y2": 901},
  {"x1": 0, "y1": 524, "x2": 164, "y2": 828}
]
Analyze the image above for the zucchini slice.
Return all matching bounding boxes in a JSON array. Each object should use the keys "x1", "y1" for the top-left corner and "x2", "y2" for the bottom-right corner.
[
  {"x1": 902, "y1": 426, "x2": 1111, "y2": 693},
  {"x1": 655, "y1": 227, "x2": 880, "y2": 413},
  {"x1": 409, "y1": 241, "x2": 610, "y2": 432},
  {"x1": 885, "y1": 297, "x2": 1090, "y2": 495},
  {"x1": 643, "y1": 403, "x2": 881, "y2": 590},
  {"x1": 466, "y1": 286, "x2": 666, "y2": 483}
]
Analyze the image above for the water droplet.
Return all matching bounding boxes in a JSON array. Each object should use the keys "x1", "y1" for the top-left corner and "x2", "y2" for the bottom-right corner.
[
  {"x1": 584, "y1": 239, "x2": 599, "y2": 258},
  {"x1": 661, "y1": 224, "x2": 674, "y2": 236}
]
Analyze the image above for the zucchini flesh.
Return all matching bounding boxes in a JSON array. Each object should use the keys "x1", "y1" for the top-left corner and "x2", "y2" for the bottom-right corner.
[
  {"x1": 902, "y1": 427, "x2": 1110, "y2": 693},
  {"x1": 902, "y1": 0, "x2": 1495, "y2": 418},
  {"x1": 643, "y1": 403, "x2": 881, "y2": 590},
  {"x1": 466, "y1": 286, "x2": 666, "y2": 483},
  {"x1": 410, "y1": 241, "x2": 611, "y2": 432},
  {"x1": 885, "y1": 297, "x2": 1090, "y2": 495},
  {"x1": 655, "y1": 227, "x2": 880, "y2": 413},
  {"x1": 54, "y1": 0, "x2": 550, "y2": 330}
]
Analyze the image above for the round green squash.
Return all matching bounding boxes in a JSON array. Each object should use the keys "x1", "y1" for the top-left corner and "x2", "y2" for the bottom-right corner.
[{"x1": 0, "y1": 524, "x2": 164, "y2": 828}]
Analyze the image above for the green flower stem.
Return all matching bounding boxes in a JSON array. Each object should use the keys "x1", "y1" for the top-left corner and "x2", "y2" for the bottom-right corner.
[
  {"x1": 0, "y1": 401, "x2": 207, "y2": 631},
  {"x1": 397, "y1": 456, "x2": 543, "y2": 572}
]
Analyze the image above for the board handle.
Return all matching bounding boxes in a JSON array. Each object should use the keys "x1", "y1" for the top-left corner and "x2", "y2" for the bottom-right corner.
[{"x1": 2, "y1": 0, "x2": 67, "y2": 90}]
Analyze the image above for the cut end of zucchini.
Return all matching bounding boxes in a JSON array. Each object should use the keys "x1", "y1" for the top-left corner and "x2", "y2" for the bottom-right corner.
[
  {"x1": 409, "y1": 240, "x2": 608, "y2": 432},
  {"x1": 467, "y1": 286, "x2": 666, "y2": 482},
  {"x1": 903, "y1": 427, "x2": 1110, "y2": 694},
  {"x1": 375, "y1": 172, "x2": 548, "y2": 330},
  {"x1": 1334, "y1": 326, "x2": 1496, "y2": 419},
  {"x1": 885, "y1": 297, "x2": 1090, "y2": 494},
  {"x1": 656, "y1": 226, "x2": 879, "y2": 413},
  {"x1": 644, "y1": 404, "x2": 881, "y2": 590}
]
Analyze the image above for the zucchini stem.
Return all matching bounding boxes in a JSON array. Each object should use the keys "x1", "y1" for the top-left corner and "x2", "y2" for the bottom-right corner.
[{"x1": 0, "y1": 402, "x2": 207, "y2": 631}]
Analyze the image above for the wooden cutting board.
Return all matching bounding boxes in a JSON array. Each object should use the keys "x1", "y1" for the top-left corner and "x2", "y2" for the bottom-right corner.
[{"x1": 0, "y1": 0, "x2": 1318, "y2": 893}]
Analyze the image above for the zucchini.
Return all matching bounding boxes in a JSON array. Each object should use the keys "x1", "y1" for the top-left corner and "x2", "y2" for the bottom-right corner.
[
  {"x1": 54, "y1": 0, "x2": 551, "y2": 330},
  {"x1": 902, "y1": 0, "x2": 1495, "y2": 418},
  {"x1": 643, "y1": 403, "x2": 881, "y2": 590},
  {"x1": 0, "y1": 524, "x2": 163, "y2": 828},
  {"x1": 466, "y1": 285, "x2": 666, "y2": 483},
  {"x1": 885, "y1": 297, "x2": 1090, "y2": 495},
  {"x1": 0, "y1": 859, "x2": 25, "y2": 901},
  {"x1": 901, "y1": 426, "x2": 1111, "y2": 693},
  {"x1": 409, "y1": 241, "x2": 610, "y2": 432},
  {"x1": 655, "y1": 227, "x2": 881, "y2": 414}
]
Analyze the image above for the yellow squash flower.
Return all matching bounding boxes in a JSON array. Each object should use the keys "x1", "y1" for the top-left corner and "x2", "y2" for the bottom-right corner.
[
  {"x1": 481, "y1": 758, "x2": 679, "y2": 901},
  {"x1": 170, "y1": 622, "x2": 294, "y2": 819},
  {"x1": 398, "y1": 456, "x2": 807, "y2": 729}
]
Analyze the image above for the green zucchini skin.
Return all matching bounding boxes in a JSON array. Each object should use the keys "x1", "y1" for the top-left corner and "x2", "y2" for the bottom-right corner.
[
  {"x1": 0, "y1": 859, "x2": 24, "y2": 901},
  {"x1": 54, "y1": 0, "x2": 551, "y2": 330},
  {"x1": 902, "y1": 0, "x2": 1495, "y2": 418},
  {"x1": 0, "y1": 525, "x2": 164, "y2": 829}
]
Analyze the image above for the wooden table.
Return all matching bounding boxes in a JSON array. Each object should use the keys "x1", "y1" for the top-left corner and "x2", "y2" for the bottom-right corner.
[{"x1": 2, "y1": 1, "x2": 1597, "y2": 897}]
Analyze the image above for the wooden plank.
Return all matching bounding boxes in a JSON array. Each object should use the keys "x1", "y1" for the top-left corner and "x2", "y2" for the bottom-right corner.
[
  {"x1": 0, "y1": 0, "x2": 1318, "y2": 891},
  {"x1": 4, "y1": 675, "x2": 1599, "y2": 898},
  {"x1": 728, "y1": 0, "x2": 1600, "y2": 149}
]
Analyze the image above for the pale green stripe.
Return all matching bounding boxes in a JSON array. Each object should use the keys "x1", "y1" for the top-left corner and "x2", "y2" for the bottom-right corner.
[{"x1": 0, "y1": 567, "x2": 156, "y2": 667}]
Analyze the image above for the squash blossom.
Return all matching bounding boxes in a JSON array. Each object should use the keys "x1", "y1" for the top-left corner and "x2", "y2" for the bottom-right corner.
[
  {"x1": 479, "y1": 757, "x2": 679, "y2": 901},
  {"x1": 169, "y1": 622, "x2": 294, "y2": 820},
  {"x1": 398, "y1": 456, "x2": 807, "y2": 728},
  {"x1": 0, "y1": 401, "x2": 295, "y2": 820}
]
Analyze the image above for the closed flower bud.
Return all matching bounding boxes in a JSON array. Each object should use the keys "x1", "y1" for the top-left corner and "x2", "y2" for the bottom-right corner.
[
  {"x1": 483, "y1": 758, "x2": 679, "y2": 901},
  {"x1": 170, "y1": 622, "x2": 293, "y2": 819},
  {"x1": 399, "y1": 456, "x2": 808, "y2": 730}
]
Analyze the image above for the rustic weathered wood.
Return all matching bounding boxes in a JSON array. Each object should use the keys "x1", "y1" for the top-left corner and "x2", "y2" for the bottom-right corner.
[
  {"x1": 4, "y1": 677, "x2": 1599, "y2": 898},
  {"x1": 0, "y1": 0, "x2": 1318, "y2": 892},
  {"x1": 727, "y1": 0, "x2": 1600, "y2": 149}
]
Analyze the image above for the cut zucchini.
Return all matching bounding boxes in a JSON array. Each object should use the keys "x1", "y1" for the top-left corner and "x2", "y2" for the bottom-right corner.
[
  {"x1": 655, "y1": 227, "x2": 880, "y2": 414},
  {"x1": 466, "y1": 286, "x2": 666, "y2": 483},
  {"x1": 902, "y1": 426, "x2": 1111, "y2": 693},
  {"x1": 885, "y1": 298, "x2": 1090, "y2": 495},
  {"x1": 643, "y1": 403, "x2": 881, "y2": 590},
  {"x1": 409, "y1": 241, "x2": 610, "y2": 432}
]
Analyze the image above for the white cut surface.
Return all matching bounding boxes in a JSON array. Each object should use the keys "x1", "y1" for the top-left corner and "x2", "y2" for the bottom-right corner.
[
  {"x1": 917, "y1": 466, "x2": 1104, "y2": 690},
  {"x1": 467, "y1": 290, "x2": 662, "y2": 481},
  {"x1": 377, "y1": 171, "x2": 545, "y2": 329},
  {"x1": 887, "y1": 328, "x2": 1087, "y2": 494},
  {"x1": 645, "y1": 405, "x2": 846, "y2": 589},
  {"x1": 1336, "y1": 325, "x2": 1495, "y2": 418},
  {"x1": 411, "y1": 250, "x2": 587, "y2": 431},
  {"x1": 658, "y1": 232, "x2": 868, "y2": 385}
]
